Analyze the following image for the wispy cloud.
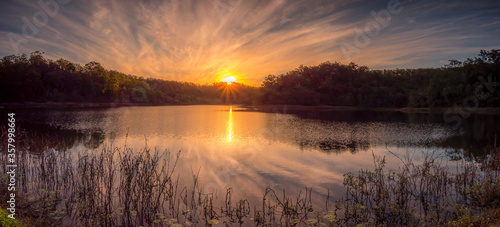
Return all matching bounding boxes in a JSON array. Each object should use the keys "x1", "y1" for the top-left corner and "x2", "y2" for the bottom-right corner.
[{"x1": 1, "y1": 0, "x2": 499, "y2": 85}]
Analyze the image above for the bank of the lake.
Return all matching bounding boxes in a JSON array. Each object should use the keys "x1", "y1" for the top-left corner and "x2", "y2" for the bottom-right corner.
[
  {"x1": 241, "y1": 104, "x2": 500, "y2": 114},
  {"x1": 4, "y1": 102, "x2": 500, "y2": 115}
]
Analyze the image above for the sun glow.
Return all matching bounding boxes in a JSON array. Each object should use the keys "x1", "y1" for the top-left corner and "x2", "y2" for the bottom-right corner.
[
  {"x1": 217, "y1": 74, "x2": 240, "y2": 104},
  {"x1": 221, "y1": 76, "x2": 237, "y2": 85}
]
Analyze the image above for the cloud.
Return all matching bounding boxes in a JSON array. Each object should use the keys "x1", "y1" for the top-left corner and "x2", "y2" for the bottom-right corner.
[{"x1": 1, "y1": 0, "x2": 499, "y2": 85}]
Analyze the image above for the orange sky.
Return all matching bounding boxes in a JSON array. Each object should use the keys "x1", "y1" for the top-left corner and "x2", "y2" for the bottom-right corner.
[{"x1": 1, "y1": 0, "x2": 499, "y2": 86}]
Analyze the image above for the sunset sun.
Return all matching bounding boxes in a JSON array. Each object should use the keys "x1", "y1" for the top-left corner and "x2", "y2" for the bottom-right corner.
[{"x1": 221, "y1": 76, "x2": 237, "y2": 85}]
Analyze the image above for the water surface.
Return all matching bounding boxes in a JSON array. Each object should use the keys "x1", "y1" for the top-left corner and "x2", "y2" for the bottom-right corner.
[{"x1": 6, "y1": 105, "x2": 499, "y2": 205}]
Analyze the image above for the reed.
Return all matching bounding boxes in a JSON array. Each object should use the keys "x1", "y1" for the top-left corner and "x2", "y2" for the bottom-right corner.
[{"x1": 1, "y1": 128, "x2": 499, "y2": 226}]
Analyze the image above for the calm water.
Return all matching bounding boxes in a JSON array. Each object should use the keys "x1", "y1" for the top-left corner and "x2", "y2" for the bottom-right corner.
[{"x1": 4, "y1": 105, "x2": 500, "y2": 205}]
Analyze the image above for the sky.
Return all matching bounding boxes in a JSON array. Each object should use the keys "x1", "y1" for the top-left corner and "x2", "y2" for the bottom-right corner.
[{"x1": 0, "y1": 0, "x2": 499, "y2": 86}]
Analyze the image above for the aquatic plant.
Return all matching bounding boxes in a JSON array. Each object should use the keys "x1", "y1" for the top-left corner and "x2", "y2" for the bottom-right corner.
[{"x1": 0, "y1": 128, "x2": 499, "y2": 226}]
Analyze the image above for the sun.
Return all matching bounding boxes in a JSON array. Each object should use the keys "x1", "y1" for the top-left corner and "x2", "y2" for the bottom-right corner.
[
  {"x1": 221, "y1": 76, "x2": 237, "y2": 85},
  {"x1": 216, "y1": 75, "x2": 241, "y2": 104}
]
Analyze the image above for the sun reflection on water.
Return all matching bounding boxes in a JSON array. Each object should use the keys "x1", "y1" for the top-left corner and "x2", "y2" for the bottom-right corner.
[{"x1": 227, "y1": 106, "x2": 233, "y2": 142}]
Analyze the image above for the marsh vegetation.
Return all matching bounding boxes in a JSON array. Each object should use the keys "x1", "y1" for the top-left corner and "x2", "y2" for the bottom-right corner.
[{"x1": 1, "y1": 128, "x2": 499, "y2": 226}]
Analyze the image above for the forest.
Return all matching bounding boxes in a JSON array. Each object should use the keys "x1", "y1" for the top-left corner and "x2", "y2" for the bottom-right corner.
[{"x1": 0, "y1": 49, "x2": 499, "y2": 107}]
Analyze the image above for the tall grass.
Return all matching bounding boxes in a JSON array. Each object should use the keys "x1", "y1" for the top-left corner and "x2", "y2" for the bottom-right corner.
[
  {"x1": 340, "y1": 149, "x2": 500, "y2": 226},
  {"x1": 1, "y1": 128, "x2": 499, "y2": 226}
]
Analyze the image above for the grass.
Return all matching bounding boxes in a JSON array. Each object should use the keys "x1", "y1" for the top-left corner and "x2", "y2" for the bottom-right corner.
[
  {"x1": 1, "y1": 128, "x2": 499, "y2": 226},
  {"x1": 339, "y1": 150, "x2": 500, "y2": 226},
  {"x1": 0, "y1": 206, "x2": 21, "y2": 227}
]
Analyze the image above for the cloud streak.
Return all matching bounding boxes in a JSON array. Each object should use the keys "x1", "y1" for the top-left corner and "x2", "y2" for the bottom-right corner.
[{"x1": 1, "y1": 0, "x2": 499, "y2": 85}]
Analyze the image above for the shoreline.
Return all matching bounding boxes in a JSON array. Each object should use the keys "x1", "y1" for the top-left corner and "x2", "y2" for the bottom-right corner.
[
  {"x1": 0, "y1": 102, "x2": 220, "y2": 109},
  {"x1": 240, "y1": 105, "x2": 500, "y2": 114},
  {"x1": 2, "y1": 102, "x2": 500, "y2": 114}
]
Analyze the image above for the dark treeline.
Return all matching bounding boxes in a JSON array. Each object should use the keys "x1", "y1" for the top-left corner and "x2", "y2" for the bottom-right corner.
[
  {"x1": 261, "y1": 49, "x2": 500, "y2": 107},
  {"x1": 0, "y1": 51, "x2": 257, "y2": 105},
  {"x1": 1, "y1": 50, "x2": 499, "y2": 107}
]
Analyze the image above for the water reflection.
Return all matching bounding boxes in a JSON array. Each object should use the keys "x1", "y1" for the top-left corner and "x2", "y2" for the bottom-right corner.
[
  {"x1": 8, "y1": 123, "x2": 105, "y2": 153},
  {"x1": 4, "y1": 105, "x2": 499, "y2": 158},
  {"x1": 3, "y1": 105, "x2": 499, "y2": 209},
  {"x1": 227, "y1": 106, "x2": 233, "y2": 142}
]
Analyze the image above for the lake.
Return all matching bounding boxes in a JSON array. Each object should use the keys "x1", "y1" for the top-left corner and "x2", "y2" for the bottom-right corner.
[{"x1": 4, "y1": 105, "x2": 500, "y2": 208}]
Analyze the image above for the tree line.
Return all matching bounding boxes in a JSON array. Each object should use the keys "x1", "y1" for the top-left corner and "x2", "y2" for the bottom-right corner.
[
  {"x1": 0, "y1": 50, "x2": 499, "y2": 107},
  {"x1": 261, "y1": 49, "x2": 500, "y2": 107},
  {"x1": 0, "y1": 51, "x2": 257, "y2": 105}
]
